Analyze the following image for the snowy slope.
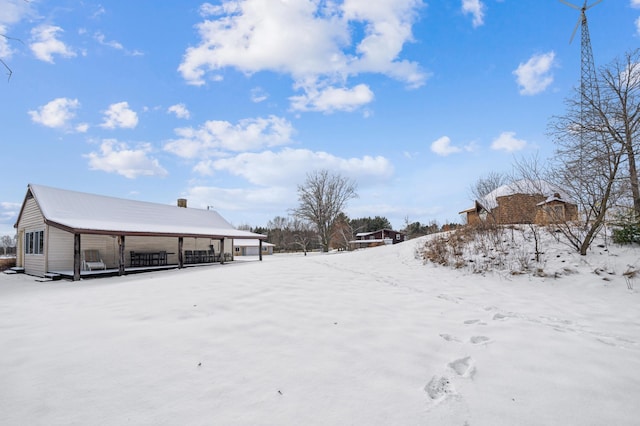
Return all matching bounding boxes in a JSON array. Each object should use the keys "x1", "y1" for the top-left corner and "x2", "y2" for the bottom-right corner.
[{"x1": 1, "y1": 235, "x2": 638, "y2": 426}]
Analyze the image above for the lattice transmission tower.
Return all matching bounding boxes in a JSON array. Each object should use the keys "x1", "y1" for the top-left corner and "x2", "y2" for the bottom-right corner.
[
  {"x1": 560, "y1": 0, "x2": 603, "y2": 118},
  {"x1": 560, "y1": 0, "x2": 604, "y2": 202}
]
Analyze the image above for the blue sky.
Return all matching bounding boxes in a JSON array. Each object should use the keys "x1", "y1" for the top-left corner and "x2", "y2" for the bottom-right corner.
[{"x1": 1, "y1": 0, "x2": 639, "y2": 237}]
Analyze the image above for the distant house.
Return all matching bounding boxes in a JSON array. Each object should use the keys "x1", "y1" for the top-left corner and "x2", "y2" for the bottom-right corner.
[
  {"x1": 459, "y1": 180, "x2": 578, "y2": 225},
  {"x1": 234, "y1": 239, "x2": 275, "y2": 256},
  {"x1": 13, "y1": 184, "x2": 266, "y2": 280},
  {"x1": 350, "y1": 229, "x2": 406, "y2": 249}
]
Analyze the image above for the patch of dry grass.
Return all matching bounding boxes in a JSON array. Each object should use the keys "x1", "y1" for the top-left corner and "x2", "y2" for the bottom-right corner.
[
  {"x1": 0, "y1": 257, "x2": 16, "y2": 271},
  {"x1": 420, "y1": 223, "x2": 547, "y2": 276}
]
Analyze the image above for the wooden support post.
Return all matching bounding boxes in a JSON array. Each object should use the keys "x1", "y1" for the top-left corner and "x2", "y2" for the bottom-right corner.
[
  {"x1": 220, "y1": 238, "x2": 225, "y2": 264},
  {"x1": 259, "y1": 239, "x2": 263, "y2": 261},
  {"x1": 73, "y1": 233, "x2": 81, "y2": 282},
  {"x1": 178, "y1": 237, "x2": 184, "y2": 268},
  {"x1": 118, "y1": 235, "x2": 126, "y2": 276}
]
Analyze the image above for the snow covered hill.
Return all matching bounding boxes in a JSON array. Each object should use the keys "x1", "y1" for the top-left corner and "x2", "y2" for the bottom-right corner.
[{"x1": 1, "y1": 234, "x2": 638, "y2": 425}]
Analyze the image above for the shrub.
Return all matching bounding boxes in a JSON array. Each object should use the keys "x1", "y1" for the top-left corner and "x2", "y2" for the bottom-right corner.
[{"x1": 612, "y1": 222, "x2": 640, "y2": 244}]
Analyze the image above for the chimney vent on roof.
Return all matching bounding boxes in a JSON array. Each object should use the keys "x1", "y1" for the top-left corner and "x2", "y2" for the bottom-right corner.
[{"x1": 177, "y1": 198, "x2": 187, "y2": 208}]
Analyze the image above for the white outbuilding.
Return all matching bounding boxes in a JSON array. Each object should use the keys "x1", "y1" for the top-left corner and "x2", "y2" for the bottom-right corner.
[
  {"x1": 233, "y1": 239, "x2": 275, "y2": 256},
  {"x1": 14, "y1": 184, "x2": 267, "y2": 280}
]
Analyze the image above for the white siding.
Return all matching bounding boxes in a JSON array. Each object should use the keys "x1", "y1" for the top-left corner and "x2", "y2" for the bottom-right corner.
[
  {"x1": 16, "y1": 196, "x2": 46, "y2": 277},
  {"x1": 126, "y1": 236, "x2": 182, "y2": 265},
  {"x1": 43, "y1": 233, "x2": 236, "y2": 270},
  {"x1": 47, "y1": 227, "x2": 74, "y2": 271},
  {"x1": 82, "y1": 234, "x2": 116, "y2": 268},
  {"x1": 124, "y1": 236, "x2": 231, "y2": 265},
  {"x1": 244, "y1": 247, "x2": 259, "y2": 256}
]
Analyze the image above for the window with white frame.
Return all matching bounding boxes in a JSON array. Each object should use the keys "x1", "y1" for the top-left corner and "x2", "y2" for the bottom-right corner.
[{"x1": 25, "y1": 230, "x2": 44, "y2": 255}]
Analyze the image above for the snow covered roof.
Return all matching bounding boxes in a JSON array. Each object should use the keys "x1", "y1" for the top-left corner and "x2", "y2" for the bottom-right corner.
[
  {"x1": 19, "y1": 184, "x2": 265, "y2": 240},
  {"x1": 477, "y1": 180, "x2": 573, "y2": 211},
  {"x1": 233, "y1": 239, "x2": 275, "y2": 247},
  {"x1": 355, "y1": 229, "x2": 399, "y2": 237},
  {"x1": 536, "y1": 194, "x2": 573, "y2": 206}
]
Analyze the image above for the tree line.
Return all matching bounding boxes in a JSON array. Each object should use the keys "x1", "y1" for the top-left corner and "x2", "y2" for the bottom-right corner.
[
  {"x1": 0, "y1": 234, "x2": 17, "y2": 255},
  {"x1": 240, "y1": 169, "x2": 458, "y2": 253}
]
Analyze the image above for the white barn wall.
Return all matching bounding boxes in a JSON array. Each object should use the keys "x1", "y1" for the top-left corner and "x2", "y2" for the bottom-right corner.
[
  {"x1": 82, "y1": 234, "x2": 116, "y2": 268},
  {"x1": 17, "y1": 196, "x2": 46, "y2": 277},
  {"x1": 47, "y1": 227, "x2": 74, "y2": 271}
]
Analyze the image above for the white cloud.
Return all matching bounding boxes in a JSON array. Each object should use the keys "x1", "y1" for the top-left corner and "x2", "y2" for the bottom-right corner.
[
  {"x1": 0, "y1": 25, "x2": 13, "y2": 59},
  {"x1": 85, "y1": 139, "x2": 168, "y2": 179},
  {"x1": 93, "y1": 31, "x2": 143, "y2": 56},
  {"x1": 182, "y1": 185, "x2": 293, "y2": 214},
  {"x1": 1, "y1": 1, "x2": 34, "y2": 58},
  {"x1": 176, "y1": 147, "x2": 394, "y2": 221},
  {"x1": 250, "y1": 87, "x2": 268, "y2": 103},
  {"x1": 490, "y1": 131, "x2": 527, "y2": 152},
  {"x1": 0, "y1": 1, "x2": 29, "y2": 23},
  {"x1": 0, "y1": 201, "x2": 20, "y2": 218},
  {"x1": 75, "y1": 123, "x2": 90, "y2": 133},
  {"x1": 28, "y1": 97, "x2": 80, "y2": 129},
  {"x1": 430, "y1": 136, "x2": 461, "y2": 156},
  {"x1": 513, "y1": 51, "x2": 556, "y2": 95},
  {"x1": 164, "y1": 115, "x2": 295, "y2": 158},
  {"x1": 91, "y1": 5, "x2": 107, "y2": 19},
  {"x1": 94, "y1": 32, "x2": 123, "y2": 50},
  {"x1": 178, "y1": 0, "x2": 426, "y2": 110},
  {"x1": 461, "y1": 0, "x2": 485, "y2": 28},
  {"x1": 194, "y1": 147, "x2": 393, "y2": 186},
  {"x1": 632, "y1": 0, "x2": 640, "y2": 8},
  {"x1": 289, "y1": 83, "x2": 374, "y2": 113},
  {"x1": 636, "y1": 16, "x2": 640, "y2": 35},
  {"x1": 167, "y1": 103, "x2": 191, "y2": 119},
  {"x1": 29, "y1": 25, "x2": 76, "y2": 63},
  {"x1": 100, "y1": 102, "x2": 139, "y2": 129}
]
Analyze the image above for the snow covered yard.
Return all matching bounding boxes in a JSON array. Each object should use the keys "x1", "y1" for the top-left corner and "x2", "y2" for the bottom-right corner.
[{"x1": 1, "y1": 236, "x2": 639, "y2": 426}]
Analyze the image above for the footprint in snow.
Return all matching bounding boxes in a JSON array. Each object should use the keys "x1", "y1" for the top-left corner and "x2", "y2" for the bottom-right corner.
[
  {"x1": 424, "y1": 376, "x2": 472, "y2": 424},
  {"x1": 425, "y1": 375, "x2": 455, "y2": 401},
  {"x1": 437, "y1": 294, "x2": 463, "y2": 304},
  {"x1": 464, "y1": 319, "x2": 486, "y2": 325},
  {"x1": 448, "y1": 356, "x2": 476, "y2": 379},
  {"x1": 439, "y1": 333, "x2": 461, "y2": 342},
  {"x1": 470, "y1": 335, "x2": 492, "y2": 345}
]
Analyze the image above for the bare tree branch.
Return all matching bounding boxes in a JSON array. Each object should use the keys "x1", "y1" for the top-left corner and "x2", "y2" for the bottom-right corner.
[{"x1": 1, "y1": 34, "x2": 25, "y2": 82}]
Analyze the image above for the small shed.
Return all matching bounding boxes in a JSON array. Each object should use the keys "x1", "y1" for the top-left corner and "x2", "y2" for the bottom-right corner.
[
  {"x1": 233, "y1": 239, "x2": 275, "y2": 256},
  {"x1": 14, "y1": 184, "x2": 266, "y2": 280}
]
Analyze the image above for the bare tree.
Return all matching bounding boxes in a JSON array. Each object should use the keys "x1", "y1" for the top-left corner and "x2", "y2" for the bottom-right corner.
[
  {"x1": 548, "y1": 73, "x2": 629, "y2": 255},
  {"x1": 596, "y1": 49, "x2": 640, "y2": 218},
  {"x1": 292, "y1": 170, "x2": 358, "y2": 252},
  {"x1": 290, "y1": 218, "x2": 316, "y2": 255},
  {"x1": 1, "y1": 235, "x2": 15, "y2": 255},
  {"x1": 470, "y1": 171, "x2": 509, "y2": 202},
  {"x1": 468, "y1": 171, "x2": 509, "y2": 223}
]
